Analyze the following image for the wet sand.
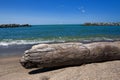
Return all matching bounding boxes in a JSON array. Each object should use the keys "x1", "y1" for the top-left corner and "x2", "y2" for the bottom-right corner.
[{"x1": 0, "y1": 56, "x2": 120, "y2": 80}]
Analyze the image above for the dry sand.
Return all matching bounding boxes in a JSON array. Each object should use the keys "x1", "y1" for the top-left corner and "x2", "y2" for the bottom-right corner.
[{"x1": 0, "y1": 56, "x2": 120, "y2": 80}]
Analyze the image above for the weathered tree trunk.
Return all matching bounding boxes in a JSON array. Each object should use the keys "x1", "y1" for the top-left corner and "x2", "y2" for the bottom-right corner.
[{"x1": 20, "y1": 42, "x2": 120, "y2": 69}]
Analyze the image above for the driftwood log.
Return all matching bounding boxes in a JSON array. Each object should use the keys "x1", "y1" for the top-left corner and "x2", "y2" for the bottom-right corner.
[{"x1": 20, "y1": 42, "x2": 120, "y2": 69}]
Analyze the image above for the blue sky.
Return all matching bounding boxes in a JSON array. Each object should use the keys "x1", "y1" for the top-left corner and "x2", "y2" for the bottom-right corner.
[{"x1": 0, "y1": 0, "x2": 120, "y2": 24}]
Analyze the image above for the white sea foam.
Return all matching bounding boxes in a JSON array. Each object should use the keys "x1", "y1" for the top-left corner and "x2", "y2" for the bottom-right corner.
[
  {"x1": 0, "y1": 37, "x2": 119, "y2": 46},
  {"x1": 0, "y1": 39, "x2": 65, "y2": 46}
]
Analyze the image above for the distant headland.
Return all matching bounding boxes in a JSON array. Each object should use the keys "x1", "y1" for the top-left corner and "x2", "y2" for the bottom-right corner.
[
  {"x1": 83, "y1": 22, "x2": 120, "y2": 26},
  {"x1": 0, "y1": 24, "x2": 31, "y2": 28}
]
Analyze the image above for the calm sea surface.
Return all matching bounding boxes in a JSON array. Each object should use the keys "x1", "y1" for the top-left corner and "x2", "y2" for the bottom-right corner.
[{"x1": 0, "y1": 25, "x2": 120, "y2": 56}]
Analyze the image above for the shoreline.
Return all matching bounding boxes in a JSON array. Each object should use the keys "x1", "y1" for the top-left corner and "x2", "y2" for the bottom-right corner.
[
  {"x1": 0, "y1": 39, "x2": 120, "y2": 46},
  {"x1": 0, "y1": 40, "x2": 120, "y2": 57}
]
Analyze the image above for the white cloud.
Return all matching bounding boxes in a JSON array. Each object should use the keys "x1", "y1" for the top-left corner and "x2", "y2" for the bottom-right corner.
[
  {"x1": 81, "y1": 10, "x2": 85, "y2": 13},
  {"x1": 78, "y1": 6, "x2": 86, "y2": 13}
]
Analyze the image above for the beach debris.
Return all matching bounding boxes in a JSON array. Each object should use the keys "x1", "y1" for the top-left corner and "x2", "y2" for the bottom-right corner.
[{"x1": 20, "y1": 42, "x2": 120, "y2": 69}]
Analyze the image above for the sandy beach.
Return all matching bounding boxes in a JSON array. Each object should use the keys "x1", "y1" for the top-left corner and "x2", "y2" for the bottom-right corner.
[
  {"x1": 0, "y1": 0, "x2": 120, "y2": 80},
  {"x1": 0, "y1": 56, "x2": 120, "y2": 80}
]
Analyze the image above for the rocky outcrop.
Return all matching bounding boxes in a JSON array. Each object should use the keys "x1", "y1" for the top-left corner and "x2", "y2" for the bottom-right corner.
[
  {"x1": 0, "y1": 24, "x2": 30, "y2": 28},
  {"x1": 83, "y1": 22, "x2": 120, "y2": 26},
  {"x1": 20, "y1": 42, "x2": 120, "y2": 69}
]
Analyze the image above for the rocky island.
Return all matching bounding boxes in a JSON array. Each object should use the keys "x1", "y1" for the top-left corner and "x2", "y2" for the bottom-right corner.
[
  {"x1": 0, "y1": 24, "x2": 31, "y2": 28},
  {"x1": 83, "y1": 22, "x2": 120, "y2": 26}
]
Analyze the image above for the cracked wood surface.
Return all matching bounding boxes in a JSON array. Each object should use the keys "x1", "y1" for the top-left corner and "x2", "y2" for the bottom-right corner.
[{"x1": 20, "y1": 42, "x2": 120, "y2": 69}]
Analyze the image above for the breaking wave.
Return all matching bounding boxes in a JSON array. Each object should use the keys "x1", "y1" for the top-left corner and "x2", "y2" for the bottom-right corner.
[{"x1": 0, "y1": 37, "x2": 120, "y2": 46}]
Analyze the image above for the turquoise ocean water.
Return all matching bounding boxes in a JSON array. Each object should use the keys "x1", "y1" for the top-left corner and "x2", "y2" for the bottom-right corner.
[{"x1": 0, "y1": 25, "x2": 120, "y2": 56}]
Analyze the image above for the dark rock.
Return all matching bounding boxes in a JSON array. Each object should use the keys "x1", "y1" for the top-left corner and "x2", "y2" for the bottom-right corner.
[
  {"x1": 83, "y1": 22, "x2": 120, "y2": 26},
  {"x1": 0, "y1": 24, "x2": 31, "y2": 28}
]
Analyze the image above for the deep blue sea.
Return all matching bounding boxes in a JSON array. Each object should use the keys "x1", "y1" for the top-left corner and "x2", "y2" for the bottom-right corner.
[{"x1": 0, "y1": 25, "x2": 120, "y2": 56}]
